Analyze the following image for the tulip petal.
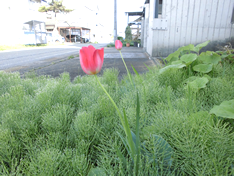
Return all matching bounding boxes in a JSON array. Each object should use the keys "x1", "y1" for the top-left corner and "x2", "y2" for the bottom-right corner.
[
  {"x1": 79, "y1": 45, "x2": 105, "y2": 75},
  {"x1": 80, "y1": 48, "x2": 90, "y2": 75},
  {"x1": 97, "y1": 48, "x2": 104, "y2": 63},
  {"x1": 93, "y1": 49, "x2": 104, "y2": 74},
  {"x1": 82, "y1": 45, "x2": 96, "y2": 63},
  {"x1": 115, "y1": 40, "x2": 122, "y2": 50}
]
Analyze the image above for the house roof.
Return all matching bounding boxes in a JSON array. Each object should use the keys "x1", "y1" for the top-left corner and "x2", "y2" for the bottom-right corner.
[
  {"x1": 24, "y1": 20, "x2": 45, "y2": 25},
  {"x1": 45, "y1": 20, "x2": 90, "y2": 29},
  {"x1": 125, "y1": 12, "x2": 143, "y2": 16},
  {"x1": 145, "y1": 0, "x2": 149, "y2": 4}
]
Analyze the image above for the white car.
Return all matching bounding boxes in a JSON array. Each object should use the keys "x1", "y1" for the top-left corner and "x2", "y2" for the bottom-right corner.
[{"x1": 46, "y1": 33, "x2": 65, "y2": 43}]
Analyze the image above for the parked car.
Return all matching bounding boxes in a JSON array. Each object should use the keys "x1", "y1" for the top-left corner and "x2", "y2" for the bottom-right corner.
[
  {"x1": 46, "y1": 33, "x2": 65, "y2": 43},
  {"x1": 65, "y1": 35, "x2": 88, "y2": 43}
]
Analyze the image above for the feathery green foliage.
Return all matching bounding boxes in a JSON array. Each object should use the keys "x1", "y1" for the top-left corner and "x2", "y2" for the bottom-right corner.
[{"x1": 0, "y1": 51, "x2": 234, "y2": 175}]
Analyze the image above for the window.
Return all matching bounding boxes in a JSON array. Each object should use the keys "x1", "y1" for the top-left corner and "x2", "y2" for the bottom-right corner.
[{"x1": 155, "y1": 0, "x2": 163, "y2": 18}]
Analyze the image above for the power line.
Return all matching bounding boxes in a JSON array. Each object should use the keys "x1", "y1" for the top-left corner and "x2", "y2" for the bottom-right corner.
[{"x1": 84, "y1": 6, "x2": 94, "y2": 11}]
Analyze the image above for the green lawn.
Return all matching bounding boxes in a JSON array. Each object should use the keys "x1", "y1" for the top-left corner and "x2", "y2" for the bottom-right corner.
[
  {"x1": 0, "y1": 43, "x2": 64, "y2": 51},
  {"x1": 0, "y1": 45, "x2": 234, "y2": 175}
]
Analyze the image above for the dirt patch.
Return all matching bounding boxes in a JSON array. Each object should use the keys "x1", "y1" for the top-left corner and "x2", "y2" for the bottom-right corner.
[{"x1": 4, "y1": 66, "x2": 28, "y2": 72}]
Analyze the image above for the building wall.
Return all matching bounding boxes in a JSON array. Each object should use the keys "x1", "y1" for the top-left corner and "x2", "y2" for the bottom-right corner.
[
  {"x1": 145, "y1": 0, "x2": 234, "y2": 57},
  {"x1": 0, "y1": 0, "x2": 46, "y2": 45}
]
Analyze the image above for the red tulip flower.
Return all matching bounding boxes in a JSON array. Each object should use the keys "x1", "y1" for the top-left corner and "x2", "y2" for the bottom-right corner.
[
  {"x1": 115, "y1": 40, "x2": 122, "y2": 50},
  {"x1": 79, "y1": 45, "x2": 104, "y2": 75}
]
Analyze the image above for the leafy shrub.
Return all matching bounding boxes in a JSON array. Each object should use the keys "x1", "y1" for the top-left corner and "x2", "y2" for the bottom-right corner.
[
  {"x1": 117, "y1": 36, "x2": 124, "y2": 41},
  {"x1": 107, "y1": 43, "x2": 115, "y2": 47}
]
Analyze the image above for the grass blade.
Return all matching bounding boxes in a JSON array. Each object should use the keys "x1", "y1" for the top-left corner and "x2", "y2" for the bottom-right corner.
[
  {"x1": 144, "y1": 63, "x2": 152, "y2": 72},
  {"x1": 131, "y1": 65, "x2": 139, "y2": 76},
  {"x1": 123, "y1": 108, "x2": 136, "y2": 159},
  {"x1": 135, "y1": 92, "x2": 141, "y2": 175}
]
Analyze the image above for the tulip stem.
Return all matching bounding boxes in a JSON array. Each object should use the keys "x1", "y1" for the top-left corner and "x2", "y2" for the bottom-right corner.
[
  {"x1": 119, "y1": 50, "x2": 133, "y2": 86},
  {"x1": 94, "y1": 75, "x2": 126, "y2": 133}
]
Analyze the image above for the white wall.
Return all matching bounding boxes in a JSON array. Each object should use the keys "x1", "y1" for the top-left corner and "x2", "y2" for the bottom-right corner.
[
  {"x1": 145, "y1": 0, "x2": 234, "y2": 57},
  {"x1": 0, "y1": 0, "x2": 46, "y2": 45}
]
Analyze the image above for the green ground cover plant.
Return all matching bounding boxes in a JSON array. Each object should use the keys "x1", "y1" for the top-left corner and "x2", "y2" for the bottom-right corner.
[
  {"x1": 1, "y1": 43, "x2": 234, "y2": 175},
  {"x1": 0, "y1": 43, "x2": 64, "y2": 51}
]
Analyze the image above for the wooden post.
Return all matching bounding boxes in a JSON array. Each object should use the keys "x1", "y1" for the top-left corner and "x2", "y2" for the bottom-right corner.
[
  {"x1": 89, "y1": 29, "x2": 90, "y2": 42},
  {"x1": 80, "y1": 28, "x2": 83, "y2": 43},
  {"x1": 69, "y1": 27, "x2": 71, "y2": 43},
  {"x1": 33, "y1": 20, "x2": 37, "y2": 46}
]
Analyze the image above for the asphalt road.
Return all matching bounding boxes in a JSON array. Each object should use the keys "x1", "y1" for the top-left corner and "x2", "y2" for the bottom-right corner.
[
  {"x1": 0, "y1": 43, "x2": 159, "y2": 81},
  {"x1": 0, "y1": 43, "x2": 107, "y2": 71}
]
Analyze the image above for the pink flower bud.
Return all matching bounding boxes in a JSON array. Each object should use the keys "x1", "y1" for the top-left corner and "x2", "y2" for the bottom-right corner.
[
  {"x1": 115, "y1": 40, "x2": 122, "y2": 50},
  {"x1": 79, "y1": 45, "x2": 104, "y2": 75}
]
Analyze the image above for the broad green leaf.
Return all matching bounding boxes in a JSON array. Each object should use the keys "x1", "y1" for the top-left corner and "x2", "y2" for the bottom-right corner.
[
  {"x1": 200, "y1": 51, "x2": 214, "y2": 56},
  {"x1": 180, "y1": 54, "x2": 198, "y2": 66},
  {"x1": 198, "y1": 54, "x2": 221, "y2": 65},
  {"x1": 179, "y1": 44, "x2": 195, "y2": 52},
  {"x1": 170, "y1": 56, "x2": 179, "y2": 63},
  {"x1": 216, "y1": 51, "x2": 224, "y2": 54},
  {"x1": 210, "y1": 99, "x2": 234, "y2": 119},
  {"x1": 183, "y1": 76, "x2": 197, "y2": 84},
  {"x1": 151, "y1": 135, "x2": 173, "y2": 167},
  {"x1": 203, "y1": 74, "x2": 212, "y2": 81},
  {"x1": 88, "y1": 167, "x2": 106, "y2": 176},
  {"x1": 171, "y1": 60, "x2": 183, "y2": 65},
  {"x1": 165, "y1": 50, "x2": 180, "y2": 62},
  {"x1": 194, "y1": 40, "x2": 210, "y2": 52},
  {"x1": 159, "y1": 63, "x2": 186, "y2": 74},
  {"x1": 193, "y1": 64, "x2": 213, "y2": 73},
  {"x1": 186, "y1": 77, "x2": 209, "y2": 92},
  {"x1": 221, "y1": 54, "x2": 229, "y2": 59}
]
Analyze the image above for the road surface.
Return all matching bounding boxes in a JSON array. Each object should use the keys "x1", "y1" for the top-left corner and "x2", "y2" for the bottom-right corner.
[{"x1": 0, "y1": 43, "x2": 107, "y2": 71}]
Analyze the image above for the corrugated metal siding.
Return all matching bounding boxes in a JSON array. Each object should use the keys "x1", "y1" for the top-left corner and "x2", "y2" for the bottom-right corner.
[{"x1": 150, "y1": 0, "x2": 234, "y2": 57}]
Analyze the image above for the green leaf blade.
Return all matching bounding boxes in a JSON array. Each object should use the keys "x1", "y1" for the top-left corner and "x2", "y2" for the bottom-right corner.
[
  {"x1": 186, "y1": 77, "x2": 209, "y2": 92},
  {"x1": 131, "y1": 64, "x2": 139, "y2": 76},
  {"x1": 210, "y1": 99, "x2": 234, "y2": 119},
  {"x1": 159, "y1": 63, "x2": 186, "y2": 74},
  {"x1": 194, "y1": 40, "x2": 210, "y2": 52},
  {"x1": 198, "y1": 54, "x2": 221, "y2": 65},
  {"x1": 180, "y1": 54, "x2": 198, "y2": 66},
  {"x1": 193, "y1": 64, "x2": 213, "y2": 73}
]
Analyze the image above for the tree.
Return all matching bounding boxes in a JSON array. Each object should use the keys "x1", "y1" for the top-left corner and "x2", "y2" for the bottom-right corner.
[
  {"x1": 32, "y1": 0, "x2": 42, "y2": 3},
  {"x1": 125, "y1": 25, "x2": 132, "y2": 44},
  {"x1": 38, "y1": 0, "x2": 73, "y2": 32}
]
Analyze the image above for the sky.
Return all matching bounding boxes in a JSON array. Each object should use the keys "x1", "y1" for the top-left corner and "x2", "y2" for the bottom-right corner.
[{"x1": 63, "y1": 0, "x2": 145, "y2": 36}]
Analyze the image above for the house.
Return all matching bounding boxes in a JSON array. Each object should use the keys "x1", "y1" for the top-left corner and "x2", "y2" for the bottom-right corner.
[
  {"x1": 44, "y1": 20, "x2": 91, "y2": 43},
  {"x1": 125, "y1": 12, "x2": 143, "y2": 41},
  {"x1": 141, "y1": 0, "x2": 234, "y2": 57},
  {"x1": 0, "y1": 0, "x2": 47, "y2": 45}
]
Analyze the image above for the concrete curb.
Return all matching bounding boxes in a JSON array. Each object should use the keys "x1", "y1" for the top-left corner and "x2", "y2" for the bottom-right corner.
[{"x1": 144, "y1": 50, "x2": 162, "y2": 66}]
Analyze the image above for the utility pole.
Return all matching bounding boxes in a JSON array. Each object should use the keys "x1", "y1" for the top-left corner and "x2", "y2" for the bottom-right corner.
[{"x1": 114, "y1": 0, "x2": 117, "y2": 42}]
